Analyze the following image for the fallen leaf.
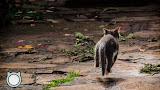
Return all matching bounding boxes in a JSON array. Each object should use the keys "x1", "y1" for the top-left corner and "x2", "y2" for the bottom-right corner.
[
  {"x1": 101, "y1": 8, "x2": 118, "y2": 12},
  {"x1": 17, "y1": 45, "x2": 34, "y2": 49},
  {"x1": 24, "y1": 45, "x2": 34, "y2": 49},
  {"x1": 99, "y1": 25, "x2": 105, "y2": 28},
  {"x1": 63, "y1": 28, "x2": 69, "y2": 30},
  {"x1": 64, "y1": 34, "x2": 74, "y2": 36},
  {"x1": 17, "y1": 46, "x2": 24, "y2": 49},
  {"x1": 23, "y1": 16, "x2": 32, "y2": 20},
  {"x1": 47, "y1": 19, "x2": 58, "y2": 23},
  {"x1": 30, "y1": 24, "x2": 35, "y2": 26},
  {"x1": 38, "y1": 43, "x2": 43, "y2": 46},
  {"x1": 139, "y1": 48, "x2": 145, "y2": 52}
]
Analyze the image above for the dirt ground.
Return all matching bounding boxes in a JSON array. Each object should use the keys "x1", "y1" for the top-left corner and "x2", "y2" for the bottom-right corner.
[{"x1": 0, "y1": 2, "x2": 160, "y2": 90}]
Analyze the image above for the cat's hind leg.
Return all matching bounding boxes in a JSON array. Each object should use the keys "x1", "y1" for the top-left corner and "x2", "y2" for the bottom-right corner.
[
  {"x1": 94, "y1": 46, "x2": 99, "y2": 67},
  {"x1": 99, "y1": 47, "x2": 106, "y2": 76},
  {"x1": 107, "y1": 53, "x2": 113, "y2": 74}
]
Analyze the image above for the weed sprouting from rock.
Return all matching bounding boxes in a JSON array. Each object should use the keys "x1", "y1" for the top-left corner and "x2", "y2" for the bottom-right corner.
[
  {"x1": 43, "y1": 70, "x2": 80, "y2": 90},
  {"x1": 140, "y1": 63, "x2": 160, "y2": 74},
  {"x1": 61, "y1": 32, "x2": 95, "y2": 62}
]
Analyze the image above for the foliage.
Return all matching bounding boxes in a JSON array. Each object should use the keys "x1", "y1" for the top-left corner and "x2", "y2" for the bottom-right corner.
[
  {"x1": 101, "y1": 7, "x2": 118, "y2": 13},
  {"x1": 43, "y1": 70, "x2": 80, "y2": 90},
  {"x1": 5, "y1": 8, "x2": 17, "y2": 22},
  {"x1": 119, "y1": 36, "x2": 126, "y2": 42},
  {"x1": 23, "y1": 8, "x2": 33, "y2": 13},
  {"x1": 28, "y1": 55, "x2": 55, "y2": 63},
  {"x1": 0, "y1": 2, "x2": 17, "y2": 26},
  {"x1": 27, "y1": 48, "x2": 33, "y2": 53},
  {"x1": 127, "y1": 33, "x2": 136, "y2": 39},
  {"x1": 140, "y1": 63, "x2": 160, "y2": 74},
  {"x1": 23, "y1": 8, "x2": 46, "y2": 20},
  {"x1": 0, "y1": 1, "x2": 49, "y2": 27},
  {"x1": 148, "y1": 37, "x2": 158, "y2": 42},
  {"x1": 61, "y1": 32, "x2": 94, "y2": 62},
  {"x1": 75, "y1": 32, "x2": 89, "y2": 40}
]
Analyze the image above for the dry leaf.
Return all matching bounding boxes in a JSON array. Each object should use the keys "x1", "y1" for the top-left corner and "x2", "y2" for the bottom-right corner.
[
  {"x1": 139, "y1": 48, "x2": 145, "y2": 52},
  {"x1": 17, "y1": 45, "x2": 34, "y2": 49},
  {"x1": 38, "y1": 43, "x2": 43, "y2": 46},
  {"x1": 17, "y1": 46, "x2": 24, "y2": 49},
  {"x1": 47, "y1": 19, "x2": 58, "y2": 23},
  {"x1": 30, "y1": 24, "x2": 35, "y2": 26},
  {"x1": 24, "y1": 45, "x2": 34, "y2": 49}
]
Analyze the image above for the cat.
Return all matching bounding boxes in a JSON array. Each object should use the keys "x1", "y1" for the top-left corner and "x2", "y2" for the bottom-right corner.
[{"x1": 94, "y1": 27, "x2": 120, "y2": 76}]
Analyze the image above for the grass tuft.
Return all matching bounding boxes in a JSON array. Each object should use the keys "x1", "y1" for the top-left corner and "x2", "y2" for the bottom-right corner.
[
  {"x1": 127, "y1": 33, "x2": 136, "y2": 39},
  {"x1": 140, "y1": 63, "x2": 160, "y2": 74},
  {"x1": 61, "y1": 32, "x2": 94, "y2": 62},
  {"x1": 148, "y1": 37, "x2": 158, "y2": 42},
  {"x1": 43, "y1": 70, "x2": 80, "y2": 90}
]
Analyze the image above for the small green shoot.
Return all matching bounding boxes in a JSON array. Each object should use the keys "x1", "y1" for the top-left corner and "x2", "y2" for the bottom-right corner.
[
  {"x1": 148, "y1": 37, "x2": 158, "y2": 42},
  {"x1": 101, "y1": 7, "x2": 118, "y2": 12},
  {"x1": 75, "y1": 32, "x2": 84, "y2": 39},
  {"x1": 129, "y1": 42, "x2": 135, "y2": 47},
  {"x1": 27, "y1": 48, "x2": 33, "y2": 53},
  {"x1": 119, "y1": 36, "x2": 126, "y2": 42},
  {"x1": 28, "y1": 56, "x2": 54, "y2": 63},
  {"x1": 127, "y1": 33, "x2": 136, "y2": 39},
  {"x1": 99, "y1": 25, "x2": 105, "y2": 28}
]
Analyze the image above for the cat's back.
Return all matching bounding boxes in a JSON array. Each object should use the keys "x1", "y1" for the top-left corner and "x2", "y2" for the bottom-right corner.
[
  {"x1": 97, "y1": 34, "x2": 119, "y2": 52},
  {"x1": 98, "y1": 34, "x2": 117, "y2": 44}
]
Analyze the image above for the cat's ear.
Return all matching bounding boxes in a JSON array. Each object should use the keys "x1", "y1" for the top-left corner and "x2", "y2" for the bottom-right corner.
[
  {"x1": 103, "y1": 28, "x2": 108, "y2": 34},
  {"x1": 115, "y1": 26, "x2": 120, "y2": 32}
]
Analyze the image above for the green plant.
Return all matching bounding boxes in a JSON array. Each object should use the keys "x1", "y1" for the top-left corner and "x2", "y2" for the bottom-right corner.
[
  {"x1": 27, "y1": 48, "x2": 33, "y2": 53},
  {"x1": 148, "y1": 37, "x2": 158, "y2": 42},
  {"x1": 129, "y1": 42, "x2": 135, "y2": 47},
  {"x1": 155, "y1": 64, "x2": 160, "y2": 67},
  {"x1": 75, "y1": 32, "x2": 84, "y2": 39},
  {"x1": 5, "y1": 8, "x2": 17, "y2": 21},
  {"x1": 119, "y1": 36, "x2": 126, "y2": 42},
  {"x1": 127, "y1": 33, "x2": 136, "y2": 39},
  {"x1": 120, "y1": 32, "x2": 125, "y2": 36},
  {"x1": 28, "y1": 56, "x2": 54, "y2": 63},
  {"x1": 28, "y1": 12, "x2": 42, "y2": 20},
  {"x1": 23, "y1": 8, "x2": 47, "y2": 20},
  {"x1": 23, "y1": 8, "x2": 33, "y2": 13},
  {"x1": 68, "y1": 70, "x2": 80, "y2": 77},
  {"x1": 43, "y1": 70, "x2": 80, "y2": 90},
  {"x1": 58, "y1": 14, "x2": 63, "y2": 18},
  {"x1": 61, "y1": 32, "x2": 94, "y2": 62},
  {"x1": 101, "y1": 7, "x2": 118, "y2": 12},
  {"x1": 140, "y1": 63, "x2": 160, "y2": 74}
]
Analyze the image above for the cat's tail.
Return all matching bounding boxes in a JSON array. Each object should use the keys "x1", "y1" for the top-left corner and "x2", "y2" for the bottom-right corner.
[{"x1": 99, "y1": 47, "x2": 105, "y2": 76}]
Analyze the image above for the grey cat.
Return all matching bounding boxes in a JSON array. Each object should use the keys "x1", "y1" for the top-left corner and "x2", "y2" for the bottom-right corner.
[{"x1": 94, "y1": 27, "x2": 120, "y2": 76}]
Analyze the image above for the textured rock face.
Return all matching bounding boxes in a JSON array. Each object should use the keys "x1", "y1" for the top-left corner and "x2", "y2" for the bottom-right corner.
[{"x1": 0, "y1": 2, "x2": 160, "y2": 90}]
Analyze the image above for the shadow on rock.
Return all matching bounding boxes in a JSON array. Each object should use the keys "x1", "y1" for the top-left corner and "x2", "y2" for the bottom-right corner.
[
  {"x1": 96, "y1": 77, "x2": 125, "y2": 88},
  {"x1": 37, "y1": 71, "x2": 67, "y2": 75}
]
